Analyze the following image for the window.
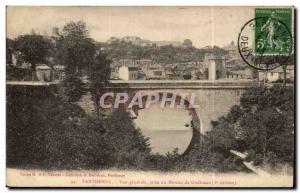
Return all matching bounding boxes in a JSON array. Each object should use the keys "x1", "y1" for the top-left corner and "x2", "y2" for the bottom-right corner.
[
  {"x1": 131, "y1": 73, "x2": 137, "y2": 79},
  {"x1": 154, "y1": 71, "x2": 162, "y2": 76}
]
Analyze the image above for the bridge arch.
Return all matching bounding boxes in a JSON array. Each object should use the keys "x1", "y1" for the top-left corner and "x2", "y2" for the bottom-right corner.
[{"x1": 128, "y1": 91, "x2": 202, "y2": 155}]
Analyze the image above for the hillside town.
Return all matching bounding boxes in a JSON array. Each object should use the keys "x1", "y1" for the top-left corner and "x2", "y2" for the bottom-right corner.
[
  {"x1": 109, "y1": 40, "x2": 250, "y2": 81},
  {"x1": 7, "y1": 34, "x2": 294, "y2": 83}
]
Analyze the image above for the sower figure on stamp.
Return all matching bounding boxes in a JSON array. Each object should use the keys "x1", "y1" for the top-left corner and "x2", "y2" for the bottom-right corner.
[{"x1": 261, "y1": 11, "x2": 283, "y2": 51}]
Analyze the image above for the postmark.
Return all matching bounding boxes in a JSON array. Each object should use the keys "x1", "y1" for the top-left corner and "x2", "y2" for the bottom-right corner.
[{"x1": 238, "y1": 8, "x2": 293, "y2": 71}]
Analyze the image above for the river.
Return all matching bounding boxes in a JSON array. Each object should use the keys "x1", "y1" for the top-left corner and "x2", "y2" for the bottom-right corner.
[{"x1": 134, "y1": 103, "x2": 193, "y2": 155}]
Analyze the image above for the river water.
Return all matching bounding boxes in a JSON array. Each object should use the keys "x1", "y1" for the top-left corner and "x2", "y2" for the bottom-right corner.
[{"x1": 133, "y1": 103, "x2": 193, "y2": 155}]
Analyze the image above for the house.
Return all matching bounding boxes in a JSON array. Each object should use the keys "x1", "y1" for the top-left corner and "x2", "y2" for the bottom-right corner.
[
  {"x1": 36, "y1": 64, "x2": 52, "y2": 82},
  {"x1": 137, "y1": 61, "x2": 166, "y2": 80},
  {"x1": 223, "y1": 41, "x2": 248, "y2": 69},
  {"x1": 146, "y1": 66, "x2": 166, "y2": 79},
  {"x1": 118, "y1": 66, "x2": 138, "y2": 80},
  {"x1": 258, "y1": 66, "x2": 294, "y2": 82},
  {"x1": 187, "y1": 61, "x2": 202, "y2": 68},
  {"x1": 118, "y1": 59, "x2": 136, "y2": 67},
  {"x1": 110, "y1": 71, "x2": 120, "y2": 80},
  {"x1": 225, "y1": 57, "x2": 248, "y2": 69},
  {"x1": 223, "y1": 41, "x2": 237, "y2": 56},
  {"x1": 287, "y1": 65, "x2": 295, "y2": 80},
  {"x1": 136, "y1": 59, "x2": 153, "y2": 66},
  {"x1": 226, "y1": 68, "x2": 253, "y2": 79},
  {"x1": 52, "y1": 65, "x2": 65, "y2": 81},
  {"x1": 225, "y1": 59, "x2": 239, "y2": 69},
  {"x1": 196, "y1": 61, "x2": 207, "y2": 72},
  {"x1": 112, "y1": 59, "x2": 154, "y2": 71}
]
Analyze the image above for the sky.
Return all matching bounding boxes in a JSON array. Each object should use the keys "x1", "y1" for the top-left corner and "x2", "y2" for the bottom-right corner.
[{"x1": 6, "y1": 6, "x2": 254, "y2": 48}]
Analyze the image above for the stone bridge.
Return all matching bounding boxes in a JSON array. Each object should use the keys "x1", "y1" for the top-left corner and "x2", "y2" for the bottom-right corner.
[
  {"x1": 6, "y1": 79, "x2": 269, "y2": 171},
  {"x1": 79, "y1": 79, "x2": 256, "y2": 134},
  {"x1": 7, "y1": 79, "x2": 256, "y2": 134}
]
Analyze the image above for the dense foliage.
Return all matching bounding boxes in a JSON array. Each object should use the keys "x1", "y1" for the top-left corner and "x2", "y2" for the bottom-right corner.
[
  {"x1": 14, "y1": 34, "x2": 54, "y2": 72},
  {"x1": 7, "y1": 84, "x2": 293, "y2": 172},
  {"x1": 6, "y1": 86, "x2": 150, "y2": 170},
  {"x1": 57, "y1": 73, "x2": 87, "y2": 103},
  {"x1": 209, "y1": 85, "x2": 294, "y2": 168},
  {"x1": 49, "y1": 21, "x2": 111, "y2": 109},
  {"x1": 55, "y1": 21, "x2": 96, "y2": 74},
  {"x1": 88, "y1": 53, "x2": 111, "y2": 117},
  {"x1": 6, "y1": 38, "x2": 14, "y2": 65}
]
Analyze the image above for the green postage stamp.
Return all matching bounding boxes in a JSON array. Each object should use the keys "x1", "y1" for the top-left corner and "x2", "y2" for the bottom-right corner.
[
  {"x1": 238, "y1": 7, "x2": 293, "y2": 70},
  {"x1": 254, "y1": 8, "x2": 293, "y2": 55}
]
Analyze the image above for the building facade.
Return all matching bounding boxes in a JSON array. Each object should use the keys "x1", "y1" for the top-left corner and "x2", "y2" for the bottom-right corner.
[
  {"x1": 258, "y1": 66, "x2": 294, "y2": 82},
  {"x1": 119, "y1": 66, "x2": 139, "y2": 80}
]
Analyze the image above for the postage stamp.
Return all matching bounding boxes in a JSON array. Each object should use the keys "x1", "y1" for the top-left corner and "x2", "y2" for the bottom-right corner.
[
  {"x1": 254, "y1": 8, "x2": 293, "y2": 55},
  {"x1": 238, "y1": 8, "x2": 293, "y2": 71}
]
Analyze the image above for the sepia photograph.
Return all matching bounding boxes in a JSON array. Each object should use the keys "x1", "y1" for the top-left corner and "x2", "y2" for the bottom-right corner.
[{"x1": 5, "y1": 6, "x2": 295, "y2": 188}]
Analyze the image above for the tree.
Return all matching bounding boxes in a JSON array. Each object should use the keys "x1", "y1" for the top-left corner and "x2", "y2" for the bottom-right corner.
[
  {"x1": 14, "y1": 34, "x2": 53, "y2": 75},
  {"x1": 56, "y1": 21, "x2": 96, "y2": 74},
  {"x1": 57, "y1": 73, "x2": 86, "y2": 103},
  {"x1": 239, "y1": 85, "x2": 294, "y2": 166},
  {"x1": 282, "y1": 54, "x2": 294, "y2": 86},
  {"x1": 6, "y1": 38, "x2": 14, "y2": 65},
  {"x1": 183, "y1": 71, "x2": 192, "y2": 80},
  {"x1": 88, "y1": 52, "x2": 111, "y2": 117},
  {"x1": 183, "y1": 39, "x2": 193, "y2": 48},
  {"x1": 55, "y1": 21, "x2": 96, "y2": 103},
  {"x1": 209, "y1": 85, "x2": 294, "y2": 168},
  {"x1": 102, "y1": 110, "x2": 151, "y2": 169},
  {"x1": 7, "y1": 85, "x2": 150, "y2": 170}
]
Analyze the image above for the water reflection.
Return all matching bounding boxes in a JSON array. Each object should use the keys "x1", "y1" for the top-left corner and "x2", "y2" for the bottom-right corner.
[{"x1": 134, "y1": 103, "x2": 193, "y2": 155}]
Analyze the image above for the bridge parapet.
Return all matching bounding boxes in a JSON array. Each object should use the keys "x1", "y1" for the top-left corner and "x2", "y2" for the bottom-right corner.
[{"x1": 108, "y1": 79, "x2": 257, "y2": 89}]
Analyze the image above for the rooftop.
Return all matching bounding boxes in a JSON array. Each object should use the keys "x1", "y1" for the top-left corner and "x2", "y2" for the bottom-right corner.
[
  {"x1": 127, "y1": 67, "x2": 138, "y2": 71},
  {"x1": 36, "y1": 65, "x2": 51, "y2": 70}
]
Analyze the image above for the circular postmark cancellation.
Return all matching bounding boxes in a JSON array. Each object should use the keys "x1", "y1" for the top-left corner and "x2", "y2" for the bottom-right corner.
[{"x1": 238, "y1": 17, "x2": 293, "y2": 71}]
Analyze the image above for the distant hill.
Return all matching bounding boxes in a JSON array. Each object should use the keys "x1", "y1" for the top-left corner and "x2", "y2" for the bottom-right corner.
[
  {"x1": 97, "y1": 37, "x2": 228, "y2": 64},
  {"x1": 106, "y1": 36, "x2": 182, "y2": 47}
]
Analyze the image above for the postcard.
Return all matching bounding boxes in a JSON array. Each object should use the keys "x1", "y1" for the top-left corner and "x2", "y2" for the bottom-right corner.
[{"x1": 6, "y1": 6, "x2": 295, "y2": 188}]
